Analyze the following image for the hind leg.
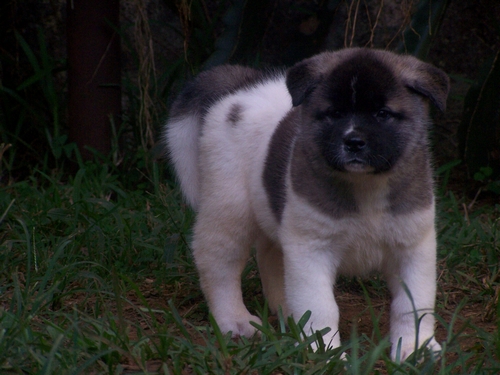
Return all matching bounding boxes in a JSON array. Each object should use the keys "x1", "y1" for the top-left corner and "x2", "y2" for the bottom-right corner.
[
  {"x1": 192, "y1": 203, "x2": 262, "y2": 337},
  {"x1": 256, "y1": 236, "x2": 287, "y2": 315}
]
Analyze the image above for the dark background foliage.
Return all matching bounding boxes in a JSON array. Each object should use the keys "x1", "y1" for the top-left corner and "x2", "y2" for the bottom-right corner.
[{"x1": 1, "y1": 0, "x2": 500, "y2": 195}]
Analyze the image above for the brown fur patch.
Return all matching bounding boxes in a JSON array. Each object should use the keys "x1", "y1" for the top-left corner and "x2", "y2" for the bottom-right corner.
[{"x1": 226, "y1": 103, "x2": 243, "y2": 126}]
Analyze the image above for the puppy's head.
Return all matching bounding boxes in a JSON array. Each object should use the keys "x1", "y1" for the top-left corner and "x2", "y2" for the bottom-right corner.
[{"x1": 286, "y1": 48, "x2": 449, "y2": 174}]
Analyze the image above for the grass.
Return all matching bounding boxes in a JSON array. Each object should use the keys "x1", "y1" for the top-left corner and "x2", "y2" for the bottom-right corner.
[{"x1": 0, "y1": 153, "x2": 499, "y2": 374}]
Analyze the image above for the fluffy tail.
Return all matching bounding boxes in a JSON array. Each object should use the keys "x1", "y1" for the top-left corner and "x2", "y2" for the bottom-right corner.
[{"x1": 164, "y1": 114, "x2": 201, "y2": 210}]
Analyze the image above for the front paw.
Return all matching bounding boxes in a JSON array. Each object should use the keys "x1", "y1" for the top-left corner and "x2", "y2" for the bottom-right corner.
[
  {"x1": 391, "y1": 336, "x2": 441, "y2": 362},
  {"x1": 217, "y1": 313, "x2": 262, "y2": 338},
  {"x1": 421, "y1": 337, "x2": 442, "y2": 358}
]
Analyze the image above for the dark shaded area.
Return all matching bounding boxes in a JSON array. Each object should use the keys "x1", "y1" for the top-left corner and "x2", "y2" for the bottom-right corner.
[{"x1": 458, "y1": 51, "x2": 500, "y2": 181}]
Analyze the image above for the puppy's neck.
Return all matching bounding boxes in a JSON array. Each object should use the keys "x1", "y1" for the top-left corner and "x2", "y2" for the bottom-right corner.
[{"x1": 335, "y1": 171, "x2": 391, "y2": 213}]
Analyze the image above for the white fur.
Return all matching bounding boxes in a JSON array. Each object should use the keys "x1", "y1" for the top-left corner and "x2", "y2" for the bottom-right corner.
[
  {"x1": 165, "y1": 75, "x2": 440, "y2": 361},
  {"x1": 164, "y1": 115, "x2": 201, "y2": 209}
]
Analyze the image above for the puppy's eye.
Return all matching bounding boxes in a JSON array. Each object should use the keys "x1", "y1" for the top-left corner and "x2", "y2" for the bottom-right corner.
[
  {"x1": 375, "y1": 109, "x2": 393, "y2": 120},
  {"x1": 328, "y1": 108, "x2": 345, "y2": 119}
]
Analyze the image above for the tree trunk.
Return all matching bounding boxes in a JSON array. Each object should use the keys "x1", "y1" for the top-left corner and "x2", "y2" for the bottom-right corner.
[{"x1": 67, "y1": 0, "x2": 121, "y2": 161}]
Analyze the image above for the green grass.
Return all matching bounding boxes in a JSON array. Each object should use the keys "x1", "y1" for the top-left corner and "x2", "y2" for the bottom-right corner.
[{"x1": 0, "y1": 157, "x2": 499, "y2": 374}]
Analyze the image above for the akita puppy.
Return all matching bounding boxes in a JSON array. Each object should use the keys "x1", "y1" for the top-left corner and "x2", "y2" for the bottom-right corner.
[{"x1": 164, "y1": 48, "x2": 449, "y2": 360}]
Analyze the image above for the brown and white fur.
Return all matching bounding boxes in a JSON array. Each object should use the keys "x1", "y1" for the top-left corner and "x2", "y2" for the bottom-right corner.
[{"x1": 164, "y1": 48, "x2": 449, "y2": 361}]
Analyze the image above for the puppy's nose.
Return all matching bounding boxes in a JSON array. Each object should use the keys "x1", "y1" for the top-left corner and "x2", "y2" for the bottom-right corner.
[{"x1": 343, "y1": 136, "x2": 366, "y2": 152}]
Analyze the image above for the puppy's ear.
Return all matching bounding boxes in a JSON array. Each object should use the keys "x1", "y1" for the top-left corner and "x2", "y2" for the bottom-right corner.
[
  {"x1": 287, "y1": 51, "x2": 348, "y2": 107},
  {"x1": 286, "y1": 60, "x2": 321, "y2": 107},
  {"x1": 405, "y1": 62, "x2": 450, "y2": 112}
]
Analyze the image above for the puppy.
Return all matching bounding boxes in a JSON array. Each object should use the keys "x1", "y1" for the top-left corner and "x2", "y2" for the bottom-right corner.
[{"x1": 164, "y1": 48, "x2": 449, "y2": 361}]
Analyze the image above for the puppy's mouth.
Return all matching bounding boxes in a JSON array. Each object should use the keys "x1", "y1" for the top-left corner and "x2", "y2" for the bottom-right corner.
[
  {"x1": 321, "y1": 146, "x2": 376, "y2": 173},
  {"x1": 343, "y1": 157, "x2": 375, "y2": 173},
  {"x1": 320, "y1": 139, "x2": 392, "y2": 174}
]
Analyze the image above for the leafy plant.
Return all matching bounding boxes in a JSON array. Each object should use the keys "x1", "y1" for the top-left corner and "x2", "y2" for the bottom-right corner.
[
  {"x1": 0, "y1": 28, "x2": 68, "y2": 173},
  {"x1": 397, "y1": 0, "x2": 450, "y2": 59},
  {"x1": 473, "y1": 166, "x2": 500, "y2": 194}
]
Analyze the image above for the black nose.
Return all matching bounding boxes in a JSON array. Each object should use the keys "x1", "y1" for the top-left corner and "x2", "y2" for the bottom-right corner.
[{"x1": 343, "y1": 136, "x2": 366, "y2": 152}]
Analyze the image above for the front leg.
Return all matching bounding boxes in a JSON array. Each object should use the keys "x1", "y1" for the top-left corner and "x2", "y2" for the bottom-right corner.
[
  {"x1": 385, "y1": 227, "x2": 441, "y2": 361},
  {"x1": 283, "y1": 237, "x2": 341, "y2": 349}
]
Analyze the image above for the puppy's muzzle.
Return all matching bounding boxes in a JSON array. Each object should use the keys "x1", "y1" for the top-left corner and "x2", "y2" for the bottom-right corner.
[{"x1": 341, "y1": 133, "x2": 374, "y2": 172}]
